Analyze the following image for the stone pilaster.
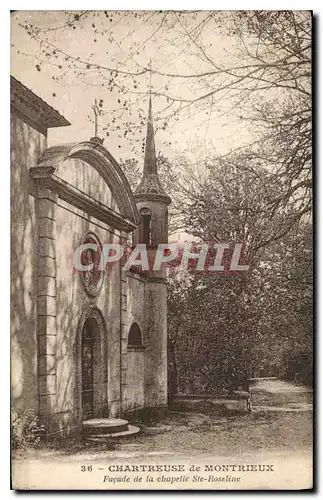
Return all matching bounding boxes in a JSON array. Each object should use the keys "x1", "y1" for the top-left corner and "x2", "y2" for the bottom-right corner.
[
  {"x1": 36, "y1": 185, "x2": 58, "y2": 425},
  {"x1": 143, "y1": 275, "x2": 168, "y2": 409},
  {"x1": 120, "y1": 231, "x2": 129, "y2": 411}
]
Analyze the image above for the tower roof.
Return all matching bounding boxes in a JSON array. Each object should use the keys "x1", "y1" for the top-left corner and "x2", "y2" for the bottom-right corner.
[{"x1": 134, "y1": 96, "x2": 171, "y2": 205}]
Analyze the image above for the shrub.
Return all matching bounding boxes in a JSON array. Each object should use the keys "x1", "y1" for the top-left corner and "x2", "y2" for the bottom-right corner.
[{"x1": 11, "y1": 409, "x2": 45, "y2": 450}]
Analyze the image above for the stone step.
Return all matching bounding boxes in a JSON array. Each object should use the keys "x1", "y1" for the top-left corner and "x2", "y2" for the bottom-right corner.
[
  {"x1": 82, "y1": 418, "x2": 129, "y2": 435},
  {"x1": 84, "y1": 424, "x2": 141, "y2": 443}
]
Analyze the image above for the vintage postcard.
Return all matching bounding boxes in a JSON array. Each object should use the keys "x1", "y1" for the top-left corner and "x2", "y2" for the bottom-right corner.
[{"x1": 10, "y1": 10, "x2": 313, "y2": 490}]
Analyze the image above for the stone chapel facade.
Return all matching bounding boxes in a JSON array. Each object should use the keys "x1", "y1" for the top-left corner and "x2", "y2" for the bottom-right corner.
[{"x1": 10, "y1": 76, "x2": 171, "y2": 436}]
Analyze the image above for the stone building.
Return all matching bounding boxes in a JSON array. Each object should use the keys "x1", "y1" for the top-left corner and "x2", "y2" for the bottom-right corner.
[{"x1": 10, "y1": 76, "x2": 171, "y2": 437}]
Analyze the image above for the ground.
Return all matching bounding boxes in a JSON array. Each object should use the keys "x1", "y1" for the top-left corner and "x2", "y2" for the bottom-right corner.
[{"x1": 12, "y1": 379, "x2": 313, "y2": 490}]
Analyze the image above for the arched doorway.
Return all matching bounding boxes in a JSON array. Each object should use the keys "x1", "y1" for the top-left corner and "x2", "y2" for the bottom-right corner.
[
  {"x1": 81, "y1": 318, "x2": 96, "y2": 419},
  {"x1": 77, "y1": 308, "x2": 107, "y2": 421}
]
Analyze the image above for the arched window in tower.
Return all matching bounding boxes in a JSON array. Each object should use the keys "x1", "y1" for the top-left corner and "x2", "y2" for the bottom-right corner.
[
  {"x1": 139, "y1": 207, "x2": 152, "y2": 245},
  {"x1": 128, "y1": 322, "x2": 143, "y2": 347}
]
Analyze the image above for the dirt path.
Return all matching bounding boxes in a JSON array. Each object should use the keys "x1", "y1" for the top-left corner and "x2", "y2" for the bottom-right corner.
[
  {"x1": 12, "y1": 379, "x2": 313, "y2": 489},
  {"x1": 14, "y1": 378, "x2": 312, "y2": 463},
  {"x1": 250, "y1": 378, "x2": 313, "y2": 412},
  {"x1": 251, "y1": 378, "x2": 312, "y2": 394}
]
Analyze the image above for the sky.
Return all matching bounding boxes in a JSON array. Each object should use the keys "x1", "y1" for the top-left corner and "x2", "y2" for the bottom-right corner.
[{"x1": 10, "y1": 10, "x2": 256, "y2": 167}]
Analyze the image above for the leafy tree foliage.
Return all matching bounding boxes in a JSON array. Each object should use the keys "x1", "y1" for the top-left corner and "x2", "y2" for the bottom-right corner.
[{"x1": 167, "y1": 158, "x2": 312, "y2": 395}]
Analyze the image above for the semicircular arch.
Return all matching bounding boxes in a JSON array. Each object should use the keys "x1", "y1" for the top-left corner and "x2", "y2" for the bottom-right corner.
[{"x1": 38, "y1": 140, "x2": 139, "y2": 224}]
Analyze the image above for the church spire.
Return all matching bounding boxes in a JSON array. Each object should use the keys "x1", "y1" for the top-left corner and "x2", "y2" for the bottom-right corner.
[
  {"x1": 143, "y1": 95, "x2": 157, "y2": 176},
  {"x1": 134, "y1": 95, "x2": 171, "y2": 205}
]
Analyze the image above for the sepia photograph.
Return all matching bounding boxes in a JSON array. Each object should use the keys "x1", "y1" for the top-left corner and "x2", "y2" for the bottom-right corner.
[{"x1": 10, "y1": 9, "x2": 313, "y2": 490}]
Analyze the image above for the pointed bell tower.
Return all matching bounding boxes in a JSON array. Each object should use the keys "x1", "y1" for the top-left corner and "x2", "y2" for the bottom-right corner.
[
  {"x1": 134, "y1": 96, "x2": 171, "y2": 247},
  {"x1": 134, "y1": 96, "x2": 171, "y2": 413}
]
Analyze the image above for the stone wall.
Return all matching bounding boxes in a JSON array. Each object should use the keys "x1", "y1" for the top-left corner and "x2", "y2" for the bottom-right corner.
[
  {"x1": 144, "y1": 279, "x2": 168, "y2": 408},
  {"x1": 53, "y1": 169, "x2": 123, "y2": 434},
  {"x1": 11, "y1": 113, "x2": 47, "y2": 412},
  {"x1": 11, "y1": 107, "x2": 168, "y2": 435},
  {"x1": 56, "y1": 158, "x2": 120, "y2": 213},
  {"x1": 27, "y1": 148, "x2": 129, "y2": 435},
  {"x1": 126, "y1": 348, "x2": 145, "y2": 410},
  {"x1": 122, "y1": 273, "x2": 145, "y2": 412},
  {"x1": 123, "y1": 269, "x2": 168, "y2": 413}
]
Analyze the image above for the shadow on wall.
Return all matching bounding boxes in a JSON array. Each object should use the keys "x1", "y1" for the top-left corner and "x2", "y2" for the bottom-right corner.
[
  {"x1": 11, "y1": 116, "x2": 44, "y2": 411},
  {"x1": 12, "y1": 125, "x2": 121, "y2": 436},
  {"x1": 54, "y1": 163, "x2": 117, "y2": 436}
]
